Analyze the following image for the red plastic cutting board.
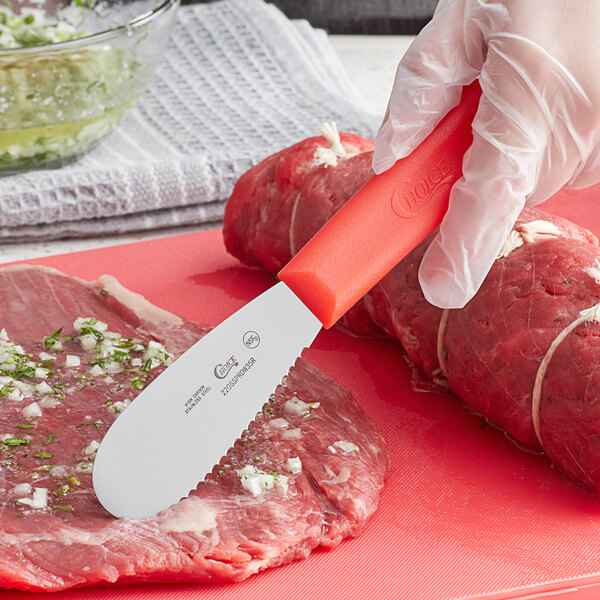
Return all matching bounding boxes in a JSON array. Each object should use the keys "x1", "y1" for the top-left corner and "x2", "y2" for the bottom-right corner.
[{"x1": 6, "y1": 185, "x2": 600, "y2": 600}]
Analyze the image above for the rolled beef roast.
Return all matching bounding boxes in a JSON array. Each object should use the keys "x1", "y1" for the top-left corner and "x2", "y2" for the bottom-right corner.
[{"x1": 224, "y1": 126, "x2": 600, "y2": 498}]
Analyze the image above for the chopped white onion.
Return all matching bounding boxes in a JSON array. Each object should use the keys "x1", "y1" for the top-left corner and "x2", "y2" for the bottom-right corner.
[
  {"x1": 65, "y1": 355, "x2": 80, "y2": 367},
  {"x1": 84, "y1": 440, "x2": 100, "y2": 456},
  {"x1": 283, "y1": 397, "x2": 311, "y2": 418},
  {"x1": 79, "y1": 335, "x2": 96, "y2": 351},
  {"x1": 286, "y1": 457, "x2": 302, "y2": 474},
  {"x1": 35, "y1": 381, "x2": 53, "y2": 395},
  {"x1": 89, "y1": 364, "x2": 104, "y2": 377},
  {"x1": 13, "y1": 482, "x2": 31, "y2": 496},
  {"x1": 31, "y1": 487, "x2": 48, "y2": 509},
  {"x1": 22, "y1": 402, "x2": 42, "y2": 420}
]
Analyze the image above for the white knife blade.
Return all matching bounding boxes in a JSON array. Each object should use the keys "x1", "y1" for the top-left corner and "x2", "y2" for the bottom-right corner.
[
  {"x1": 93, "y1": 81, "x2": 481, "y2": 519},
  {"x1": 93, "y1": 282, "x2": 321, "y2": 519}
]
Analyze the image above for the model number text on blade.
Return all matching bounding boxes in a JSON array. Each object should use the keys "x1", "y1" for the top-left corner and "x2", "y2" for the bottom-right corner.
[
  {"x1": 184, "y1": 385, "x2": 212, "y2": 415},
  {"x1": 220, "y1": 357, "x2": 257, "y2": 396}
]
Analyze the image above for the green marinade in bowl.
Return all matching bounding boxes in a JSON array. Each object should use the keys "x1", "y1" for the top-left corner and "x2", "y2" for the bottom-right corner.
[{"x1": 0, "y1": 0, "x2": 179, "y2": 171}]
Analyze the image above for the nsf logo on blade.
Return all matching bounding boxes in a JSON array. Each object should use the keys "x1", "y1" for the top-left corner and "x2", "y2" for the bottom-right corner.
[{"x1": 243, "y1": 331, "x2": 260, "y2": 349}]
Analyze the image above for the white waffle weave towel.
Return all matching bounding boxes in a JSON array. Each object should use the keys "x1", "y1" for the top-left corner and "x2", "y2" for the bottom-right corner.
[{"x1": 0, "y1": 0, "x2": 379, "y2": 242}]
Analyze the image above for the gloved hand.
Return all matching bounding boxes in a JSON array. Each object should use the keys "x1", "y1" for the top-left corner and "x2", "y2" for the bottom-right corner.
[{"x1": 373, "y1": 0, "x2": 600, "y2": 309}]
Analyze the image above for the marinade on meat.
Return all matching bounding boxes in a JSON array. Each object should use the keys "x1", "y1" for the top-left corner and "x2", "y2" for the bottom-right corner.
[{"x1": 0, "y1": 265, "x2": 389, "y2": 592}]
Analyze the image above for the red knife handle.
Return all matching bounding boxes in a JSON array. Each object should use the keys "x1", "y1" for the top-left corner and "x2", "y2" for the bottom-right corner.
[{"x1": 278, "y1": 81, "x2": 482, "y2": 329}]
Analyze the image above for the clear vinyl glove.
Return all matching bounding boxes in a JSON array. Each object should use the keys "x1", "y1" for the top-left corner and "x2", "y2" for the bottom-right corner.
[{"x1": 373, "y1": 0, "x2": 600, "y2": 309}]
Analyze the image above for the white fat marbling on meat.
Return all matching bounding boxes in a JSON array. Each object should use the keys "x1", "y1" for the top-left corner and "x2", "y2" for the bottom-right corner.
[
  {"x1": 585, "y1": 259, "x2": 600, "y2": 285},
  {"x1": 97, "y1": 275, "x2": 184, "y2": 327},
  {"x1": 157, "y1": 497, "x2": 218, "y2": 533},
  {"x1": 322, "y1": 465, "x2": 351, "y2": 485},
  {"x1": 269, "y1": 418, "x2": 288, "y2": 429},
  {"x1": 332, "y1": 440, "x2": 360, "y2": 454},
  {"x1": 281, "y1": 428, "x2": 301, "y2": 440}
]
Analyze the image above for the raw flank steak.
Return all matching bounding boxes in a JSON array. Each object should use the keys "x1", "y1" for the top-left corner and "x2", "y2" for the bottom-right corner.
[
  {"x1": 0, "y1": 265, "x2": 389, "y2": 592},
  {"x1": 223, "y1": 126, "x2": 600, "y2": 499}
]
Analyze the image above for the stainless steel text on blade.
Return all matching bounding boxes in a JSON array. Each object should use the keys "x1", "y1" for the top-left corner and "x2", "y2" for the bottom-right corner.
[{"x1": 92, "y1": 282, "x2": 321, "y2": 520}]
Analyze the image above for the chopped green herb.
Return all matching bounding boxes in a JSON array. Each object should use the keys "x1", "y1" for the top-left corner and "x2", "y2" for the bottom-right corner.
[
  {"x1": 554, "y1": 317, "x2": 563, "y2": 322},
  {"x1": 16, "y1": 424, "x2": 34, "y2": 429},
  {"x1": 100, "y1": 289, "x2": 109, "y2": 295},
  {"x1": 79, "y1": 327, "x2": 102, "y2": 339},
  {"x1": 217, "y1": 470, "x2": 225, "y2": 476},
  {"x1": 0, "y1": 385, "x2": 15, "y2": 397},
  {"x1": 44, "y1": 434, "x2": 56, "y2": 445},
  {"x1": 547, "y1": 396, "x2": 552, "y2": 403},
  {"x1": 35, "y1": 451, "x2": 53, "y2": 458},
  {"x1": 131, "y1": 379, "x2": 144, "y2": 390},
  {"x1": 1, "y1": 438, "x2": 30, "y2": 448},
  {"x1": 44, "y1": 327, "x2": 63, "y2": 351},
  {"x1": 52, "y1": 504, "x2": 73, "y2": 511}
]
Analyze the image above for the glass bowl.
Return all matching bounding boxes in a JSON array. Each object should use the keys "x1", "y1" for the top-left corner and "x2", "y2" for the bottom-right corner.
[{"x1": 0, "y1": 0, "x2": 179, "y2": 172}]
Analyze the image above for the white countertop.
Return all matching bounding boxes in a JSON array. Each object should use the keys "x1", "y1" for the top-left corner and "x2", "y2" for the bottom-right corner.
[{"x1": 0, "y1": 35, "x2": 414, "y2": 264}]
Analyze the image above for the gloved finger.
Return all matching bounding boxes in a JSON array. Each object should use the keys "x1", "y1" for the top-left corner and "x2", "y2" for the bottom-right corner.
[
  {"x1": 372, "y1": 0, "x2": 492, "y2": 174},
  {"x1": 417, "y1": 135, "x2": 527, "y2": 309},
  {"x1": 418, "y1": 60, "x2": 537, "y2": 309},
  {"x1": 418, "y1": 34, "x2": 592, "y2": 308}
]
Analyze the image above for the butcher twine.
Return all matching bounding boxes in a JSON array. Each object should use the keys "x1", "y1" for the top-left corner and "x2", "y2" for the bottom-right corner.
[
  {"x1": 290, "y1": 123, "x2": 357, "y2": 256},
  {"x1": 433, "y1": 220, "x2": 600, "y2": 447}
]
